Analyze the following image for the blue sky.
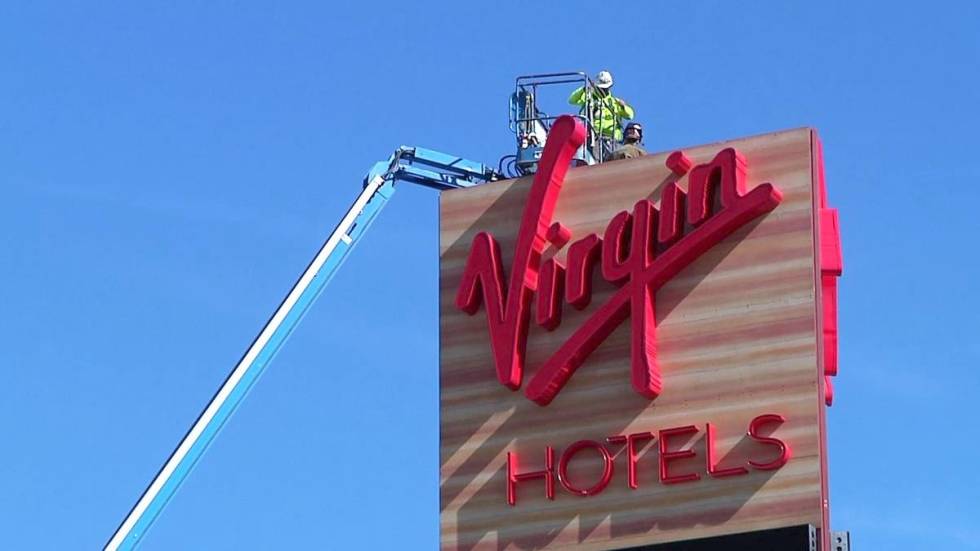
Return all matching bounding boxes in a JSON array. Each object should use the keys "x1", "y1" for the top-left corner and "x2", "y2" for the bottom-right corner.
[{"x1": 3, "y1": 1, "x2": 979, "y2": 549}]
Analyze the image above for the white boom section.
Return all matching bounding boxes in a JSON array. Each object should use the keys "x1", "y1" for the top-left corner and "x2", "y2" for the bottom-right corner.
[
  {"x1": 105, "y1": 145, "x2": 494, "y2": 549},
  {"x1": 106, "y1": 174, "x2": 392, "y2": 550}
]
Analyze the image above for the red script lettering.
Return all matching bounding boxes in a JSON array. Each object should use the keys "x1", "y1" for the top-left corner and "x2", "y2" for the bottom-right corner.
[{"x1": 456, "y1": 115, "x2": 783, "y2": 405}]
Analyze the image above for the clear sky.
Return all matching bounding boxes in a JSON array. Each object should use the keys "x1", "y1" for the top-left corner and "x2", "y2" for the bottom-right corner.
[{"x1": 3, "y1": 1, "x2": 979, "y2": 549}]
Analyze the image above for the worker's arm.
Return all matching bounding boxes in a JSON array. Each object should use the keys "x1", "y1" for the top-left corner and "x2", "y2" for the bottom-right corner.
[
  {"x1": 615, "y1": 97, "x2": 635, "y2": 119},
  {"x1": 568, "y1": 86, "x2": 587, "y2": 105}
]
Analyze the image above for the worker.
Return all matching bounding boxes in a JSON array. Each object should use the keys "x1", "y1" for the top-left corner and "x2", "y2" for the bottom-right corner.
[
  {"x1": 568, "y1": 70, "x2": 635, "y2": 158},
  {"x1": 609, "y1": 122, "x2": 647, "y2": 161}
]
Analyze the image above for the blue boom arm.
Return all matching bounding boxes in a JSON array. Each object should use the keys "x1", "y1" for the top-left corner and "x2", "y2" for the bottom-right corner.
[{"x1": 105, "y1": 147, "x2": 497, "y2": 550}]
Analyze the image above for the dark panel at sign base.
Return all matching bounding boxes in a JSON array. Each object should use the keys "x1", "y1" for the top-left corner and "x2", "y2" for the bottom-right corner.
[{"x1": 618, "y1": 524, "x2": 818, "y2": 551}]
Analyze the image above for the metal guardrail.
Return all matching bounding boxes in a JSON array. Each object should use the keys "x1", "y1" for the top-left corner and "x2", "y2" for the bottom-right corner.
[{"x1": 507, "y1": 71, "x2": 615, "y2": 174}]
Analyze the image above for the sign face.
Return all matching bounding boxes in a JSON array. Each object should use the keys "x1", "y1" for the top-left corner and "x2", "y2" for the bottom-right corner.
[{"x1": 440, "y1": 119, "x2": 840, "y2": 550}]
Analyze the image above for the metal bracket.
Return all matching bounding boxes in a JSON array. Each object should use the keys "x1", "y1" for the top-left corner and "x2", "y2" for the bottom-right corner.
[{"x1": 831, "y1": 530, "x2": 851, "y2": 551}]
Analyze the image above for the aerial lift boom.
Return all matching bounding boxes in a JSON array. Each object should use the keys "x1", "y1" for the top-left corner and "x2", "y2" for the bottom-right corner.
[
  {"x1": 105, "y1": 147, "x2": 498, "y2": 550},
  {"x1": 108, "y1": 69, "x2": 611, "y2": 549}
]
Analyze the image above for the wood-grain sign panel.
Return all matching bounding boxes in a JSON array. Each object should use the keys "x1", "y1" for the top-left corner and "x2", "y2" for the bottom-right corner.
[{"x1": 440, "y1": 126, "x2": 831, "y2": 550}]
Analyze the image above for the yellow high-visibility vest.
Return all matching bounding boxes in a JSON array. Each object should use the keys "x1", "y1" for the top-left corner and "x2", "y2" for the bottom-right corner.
[{"x1": 568, "y1": 86, "x2": 635, "y2": 140}]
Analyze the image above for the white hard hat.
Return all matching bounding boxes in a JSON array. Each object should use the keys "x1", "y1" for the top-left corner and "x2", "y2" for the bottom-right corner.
[{"x1": 595, "y1": 70, "x2": 613, "y2": 89}]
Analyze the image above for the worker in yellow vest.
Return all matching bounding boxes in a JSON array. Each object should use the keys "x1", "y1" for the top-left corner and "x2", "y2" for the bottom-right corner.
[{"x1": 568, "y1": 70, "x2": 635, "y2": 158}]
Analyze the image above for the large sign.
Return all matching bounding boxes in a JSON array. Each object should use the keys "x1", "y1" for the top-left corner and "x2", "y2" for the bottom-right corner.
[{"x1": 440, "y1": 117, "x2": 841, "y2": 550}]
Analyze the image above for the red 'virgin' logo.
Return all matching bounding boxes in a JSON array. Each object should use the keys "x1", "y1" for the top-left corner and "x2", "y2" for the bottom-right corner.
[{"x1": 456, "y1": 116, "x2": 783, "y2": 405}]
